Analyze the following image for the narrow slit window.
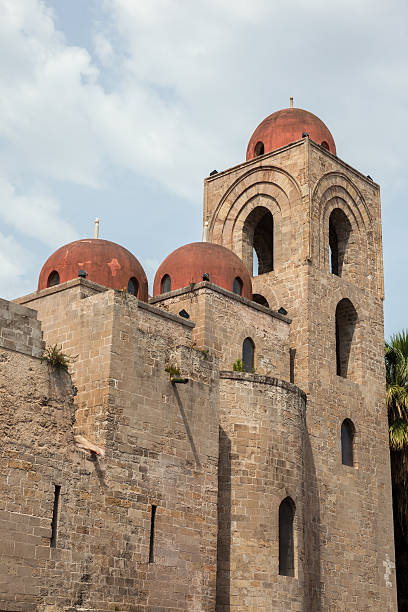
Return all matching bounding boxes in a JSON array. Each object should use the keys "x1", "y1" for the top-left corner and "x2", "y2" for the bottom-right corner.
[
  {"x1": 279, "y1": 497, "x2": 295, "y2": 576},
  {"x1": 50, "y1": 485, "x2": 61, "y2": 548},
  {"x1": 289, "y1": 348, "x2": 296, "y2": 383},
  {"x1": 149, "y1": 504, "x2": 157, "y2": 563},
  {"x1": 341, "y1": 419, "x2": 355, "y2": 466}
]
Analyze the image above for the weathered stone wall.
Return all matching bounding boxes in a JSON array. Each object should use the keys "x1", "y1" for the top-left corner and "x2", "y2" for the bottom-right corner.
[
  {"x1": 1, "y1": 293, "x2": 220, "y2": 611},
  {"x1": 151, "y1": 282, "x2": 291, "y2": 381},
  {"x1": 0, "y1": 297, "x2": 44, "y2": 358},
  {"x1": 216, "y1": 372, "x2": 307, "y2": 612},
  {"x1": 205, "y1": 138, "x2": 397, "y2": 610}
]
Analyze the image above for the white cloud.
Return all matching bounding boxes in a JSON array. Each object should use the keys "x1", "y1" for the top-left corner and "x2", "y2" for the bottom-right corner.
[
  {"x1": 0, "y1": 0, "x2": 407, "y2": 331},
  {"x1": 0, "y1": 177, "x2": 78, "y2": 248},
  {"x1": 1, "y1": 0, "x2": 407, "y2": 201},
  {"x1": 0, "y1": 232, "x2": 34, "y2": 299}
]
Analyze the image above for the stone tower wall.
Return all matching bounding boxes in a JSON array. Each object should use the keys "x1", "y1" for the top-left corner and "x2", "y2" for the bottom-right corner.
[
  {"x1": 216, "y1": 372, "x2": 307, "y2": 612},
  {"x1": 204, "y1": 138, "x2": 397, "y2": 610}
]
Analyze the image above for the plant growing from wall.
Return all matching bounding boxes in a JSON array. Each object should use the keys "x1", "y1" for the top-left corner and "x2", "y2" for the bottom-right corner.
[
  {"x1": 233, "y1": 359, "x2": 244, "y2": 372},
  {"x1": 165, "y1": 365, "x2": 181, "y2": 377},
  {"x1": 41, "y1": 344, "x2": 77, "y2": 372}
]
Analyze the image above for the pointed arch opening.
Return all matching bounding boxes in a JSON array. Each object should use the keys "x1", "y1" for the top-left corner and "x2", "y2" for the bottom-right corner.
[
  {"x1": 47, "y1": 270, "x2": 60, "y2": 288},
  {"x1": 243, "y1": 207, "x2": 274, "y2": 276},
  {"x1": 161, "y1": 274, "x2": 171, "y2": 294},
  {"x1": 335, "y1": 298, "x2": 358, "y2": 379},
  {"x1": 242, "y1": 337, "x2": 255, "y2": 373},
  {"x1": 329, "y1": 208, "x2": 352, "y2": 277},
  {"x1": 341, "y1": 419, "x2": 355, "y2": 467},
  {"x1": 279, "y1": 497, "x2": 295, "y2": 577}
]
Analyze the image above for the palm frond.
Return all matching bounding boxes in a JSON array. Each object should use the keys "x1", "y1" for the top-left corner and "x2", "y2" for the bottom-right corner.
[{"x1": 390, "y1": 419, "x2": 408, "y2": 451}]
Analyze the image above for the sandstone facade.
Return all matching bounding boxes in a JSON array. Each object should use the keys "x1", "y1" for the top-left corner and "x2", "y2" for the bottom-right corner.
[{"x1": 0, "y1": 129, "x2": 396, "y2": 610}]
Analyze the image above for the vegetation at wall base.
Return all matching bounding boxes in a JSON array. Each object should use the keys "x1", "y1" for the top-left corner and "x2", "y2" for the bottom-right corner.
[{"x1": 385, "y1": 330, "x2": 408, "y2": 608}]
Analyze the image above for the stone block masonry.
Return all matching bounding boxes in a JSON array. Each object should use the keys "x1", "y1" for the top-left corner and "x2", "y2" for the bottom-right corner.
[{"x1": 1, "y1": 288, "x2": 220, "y2": 611}]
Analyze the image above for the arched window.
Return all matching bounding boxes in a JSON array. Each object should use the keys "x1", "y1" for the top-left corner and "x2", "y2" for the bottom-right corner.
[
  {"x1": 161, "y1": 274, "x2": 171, "y2": 294},
  {"x1": 329, "y1": 209, "x2": 352, "y2": 277},
  {"x1": 243, "y1": 207, "x2": 274, "y2": 276},
  {"x1": 279, "y1": 497, "x2": 295, "y2": 577},
  {"x1": 335, "y1": 298, "x2": 358, "y2": 378},
  {"x1": 233, "y1": 277, "x2": 243, "y2": 296},
  {"x1": 47, "y1": 270, "x2": 60, "y2": 288},
  {"x1": 252, "y1": 294, "x2": 269, "y2": 308},
  {"x1": 341, "y1": 419, "x2": 355, "y2": 466},
  {"x1": 321, "y1": 141, "x2": 329, "y2": 151},
  {"x1": 254, "y1": 141, "x2": 264, "y2": 156},
  {"x1": 242, "y1": 337, "x2": 254, "y2": 372},
  {"x1": 128, "y1": 277, "x2": 139, "y2": 296}
]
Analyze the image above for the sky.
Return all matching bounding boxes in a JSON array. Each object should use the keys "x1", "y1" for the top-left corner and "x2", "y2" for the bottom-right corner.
[{"x1": 0, "y1": 0, "x2": 407, "y2": 338}]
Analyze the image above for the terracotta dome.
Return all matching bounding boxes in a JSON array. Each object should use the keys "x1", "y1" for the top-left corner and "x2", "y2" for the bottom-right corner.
[
  {"x1": 246, "y1": 107, "x2": 336, "y2": 160},
  {"x1": 38, "y1": 239, "x2": 148, "y2": 301},
  {"x1": 153, "y1": 242, "x2": 252, "y2": 299}
]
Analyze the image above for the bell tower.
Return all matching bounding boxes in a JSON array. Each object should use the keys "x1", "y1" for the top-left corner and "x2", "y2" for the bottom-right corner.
[{"x1": 205, "y1": 104, "x2": 396, "y2": 610}]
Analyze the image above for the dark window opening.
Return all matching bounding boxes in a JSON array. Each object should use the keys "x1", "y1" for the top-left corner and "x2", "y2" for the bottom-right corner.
[
  {"x1": 329, "y1": 208, "x2": 352, "y2": 277},
  {"x1": 161, "y1": 274, "x2": 171, "y2": 294},
  {"x1": 47, "y1": 270, "x2": 60, "y2": 288},
  {"x1": 243, "y1": 207, "x2": 274, "y2": 276},
  {"x1": 254, "y1": 141, "x2": 265, "y2": 156},
  {"x1": 279, "y1": 497, "x2": 295, "y2": 577},
  {"x1": 341, "y1": 419, "x2": 355, "y2": 466},
  {"x1": 149, "y1": 505, "x2": 157, "y2": 563},
  {"x1": 252, "y1": 294, "x2": 269, "y2": 308},
  {"x1": 128, "y1": 277, "x2": 139, "y2": 296},
  {"x1": 233, "y1": 277, "x2": 243, "y2": 296},
  {"x1": 335, "y1": 298, "x2": 358, "y2": 378},
  {"x1": 242, "y1": 337, "x2": 255, "y2": 373},
  {"x1": 321, "y1": 141, "x2": 329, "y2": 150},
  {"x1": 50, "y1": 485, "x2": 61, "y2": 548},
  {"x1": 289, "y1": 348, "x2": 296, "y2": 384}
]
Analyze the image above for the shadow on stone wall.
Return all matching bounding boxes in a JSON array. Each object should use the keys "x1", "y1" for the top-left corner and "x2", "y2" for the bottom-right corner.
[
  {"x1": 216, "y1": 426, "x2": 231, "y2": 610},
  {"x1": 173, "y1": 385, "x2": 202, "y2": 468},
  {"x1": 304, "y1": 429, "x2": 322, "y2": 611},
  {"x1": 394, "y1": 493, "x2": 408, "y2": 611}
]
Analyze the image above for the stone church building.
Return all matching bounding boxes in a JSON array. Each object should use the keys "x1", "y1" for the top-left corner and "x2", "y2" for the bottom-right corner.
[{"x1": 0, "y1": 103, "x2": 397, "y2": 611}]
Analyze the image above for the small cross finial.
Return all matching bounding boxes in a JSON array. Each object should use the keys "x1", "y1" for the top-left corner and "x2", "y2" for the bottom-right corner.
[
  {"x1": 94, "y1": 218, "x2": 100, "y2": 239},
  {"x1": 290, "y1": 97, "x2": 294, "y2": 108}
]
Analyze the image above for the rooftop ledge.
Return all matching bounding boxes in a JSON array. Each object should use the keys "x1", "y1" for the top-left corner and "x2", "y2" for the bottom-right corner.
[
  {"x1": 149, "y1": 281, "x2": 291, "y2": 323},
  {"x1": 220, "y1": 370, "x2": 306, "y2": 401},
  {"x1": 204, "y1": 137, "x2": 380, "y2": 190}
]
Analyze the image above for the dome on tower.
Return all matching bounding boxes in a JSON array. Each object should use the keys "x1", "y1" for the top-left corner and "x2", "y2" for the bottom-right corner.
[
  {"x1": 246, "y1": 106, "x2": 336, "y2": 160},
  {"x1": 153, "y1": 242, "x2": 252, "y2": 299},
  {"x1": 38, "y1": 239, "x2": 148, "y2": 301}
]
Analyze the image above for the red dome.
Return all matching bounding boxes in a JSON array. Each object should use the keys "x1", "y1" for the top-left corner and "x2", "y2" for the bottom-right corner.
[
  {"x1": 246, "y1": 107, "x2": 336, "y2": 160},
  {"x1": 38, "y1": 239, "x2": 148, "y2": 301},
  {"x1": 153, "y1": 242, "x2": 252, "y2": 299}
]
